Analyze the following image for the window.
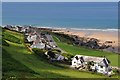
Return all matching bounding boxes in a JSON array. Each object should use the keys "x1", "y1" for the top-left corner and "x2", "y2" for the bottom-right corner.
[{"x1": 100, "y1": 66, "x2": 103, "y2": 68}]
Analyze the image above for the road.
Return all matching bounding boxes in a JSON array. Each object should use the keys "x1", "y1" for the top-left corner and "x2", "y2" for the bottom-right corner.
[{"x1": 45, "y1": 34, "x2": 66, "y2": 53}]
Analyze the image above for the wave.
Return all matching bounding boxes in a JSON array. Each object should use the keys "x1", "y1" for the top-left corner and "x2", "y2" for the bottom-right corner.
[
  {"x1": 4, "y1": 25, "x2": 118, "y2": 32},
  {"x1": 35, "y1": 26, "x2": 119, "y2": 32},
  {"x1": 70, "y1": 28, "x2": 118, "y2": 32}
]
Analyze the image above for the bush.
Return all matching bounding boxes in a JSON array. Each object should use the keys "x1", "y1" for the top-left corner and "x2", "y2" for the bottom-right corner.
[
  {"x1": 62, "y1": 53, "x2": 74, "y2": 59},
  {"x1": 47, "y1": 51, "x2": 56, "y2": 58},
  {"x1": 51, "y1": 50, "x2": 60, "y2": 54},
  {"x1": 52, "y1": 49, "x2": 61, "y2": 53},
  {"x1": 50, "y1": 49, "x2": 61, "y2": 55},
  {"x1": 62, "y1": 53, "x2": 74, "y2": 64},
  {"x1": 2, "y1": 32, "x2": 21, "y2": 44},
  {"x1": 32, "y1": 48, "x2": 47, "y2": 58},
  {"x1": 2, "y1": 39, "x2": 9, "y2": 46},
  {"x1": 53, "y1": 33, "x2": 74, "y2": 44},
  {"x1": 113, "y1": 68, "x2": 120, "y2": 74}
]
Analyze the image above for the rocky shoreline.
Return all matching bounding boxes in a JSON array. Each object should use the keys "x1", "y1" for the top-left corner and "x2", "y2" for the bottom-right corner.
[{"x1": 52, "y1": 29, "x2": 119, "y2": 54}]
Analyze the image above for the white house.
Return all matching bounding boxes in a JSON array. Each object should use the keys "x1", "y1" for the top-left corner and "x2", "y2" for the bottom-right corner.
[
  {"x1": 12, "y1": 26, "x2": 19, "y2": 31},
  {"x1": 20, "y1": 26, "x2": 30, "y2": 32},
  {"x1": 20, "y1": 27, "x2": 26, "y2": 32},
  {"x1": 31, "y1": 42, "x2": 45, "y2": 49},
  {"x1": 71, "y1": 55, "x2": 112, "y2": 75},
  {"x1": 27, "y1": 34, "x2": 37, "y2": 42}
]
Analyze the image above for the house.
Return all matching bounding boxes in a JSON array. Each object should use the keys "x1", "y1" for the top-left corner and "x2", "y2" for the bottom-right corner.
[
  {"x1": 30, "y1": 39, "x2": 45, "y2": 49},
  {"x1": 4, "y1": 25, "x2": 13, "y2": 29},
  {"x1": 45, "y1": 51, "x2": 65, "y2": 61},
  {"x1": 16, "y1": 26, "x2": 23, "y2": 32},
  {"x1": 71, "y1": 55, "x2": 112, "y2": 75},
  {"x1": 55, "y1": 54, "x2": 64, "y2": 61},
  {"x1": 12, "y1": 26, "x2": 19, "y2": 31},
  {"x1": 20, "y1": 26, "x2": 30, "y2": 32},
  {"x1": 27, "y1": 34, "x2": 37, "y2": 42},
  {"x1": 31, "y1": 42, "x2": 45, "y2": 49},
  {"x1": 20, "y1": 27, "x2": 27, "y2": 32}
]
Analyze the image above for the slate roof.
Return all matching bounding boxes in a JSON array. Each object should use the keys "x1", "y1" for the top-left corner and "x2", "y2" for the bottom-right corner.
[{"x1": 74, "y1": 55, "x2": 110, "y2": 67}]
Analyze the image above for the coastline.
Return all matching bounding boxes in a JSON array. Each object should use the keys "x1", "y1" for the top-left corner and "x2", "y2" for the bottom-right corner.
[
  {"x1": 37, "y1": 27, "x2": 118, "y2": 47},
  {"x1": 52, "y1": 28, "x2": 118, "y2": 53}
]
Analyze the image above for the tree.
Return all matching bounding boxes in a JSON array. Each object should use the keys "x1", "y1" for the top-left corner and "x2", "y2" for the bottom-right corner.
[
  {"x1": 47, "y1": 51, "x2": 55, "y2": 59},
  {"x1": 32, "y1": 48, "x2": 47, "y2": 58}
]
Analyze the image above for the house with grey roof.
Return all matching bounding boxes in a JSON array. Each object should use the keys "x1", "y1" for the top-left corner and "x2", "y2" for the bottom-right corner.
[
  {"x1": 4, "y1": 25, "x2": 13, "y2": 29},
  {"x1": 27, "y1": 33, "x2": 37, "y2": 42},
  {"x1": 71, "y1": 55, "x2": 112, "y2": 75},
  {"x1": 44, "y1": 51, "x2": 65, "y2": 61},
  {"x1": 31, "y1": 42, "x2": 45, "y2": 49}
]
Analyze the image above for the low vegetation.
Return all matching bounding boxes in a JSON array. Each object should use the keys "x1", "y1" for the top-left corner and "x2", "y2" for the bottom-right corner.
[
  {"x1": 53, "y1": 32, "x2": 115, "y2": 50},
  {"x1": 52, "y1": 34, "x2": 119, "y2": 67},
  {"x1": 53, "y1": 32, "x2": 74, "y2": 44},
  {"x1": 32, "y1": 48, "x2": 47, "y2": 59},
  {"x1": 2, "y1": 48, "x2": 36, "y2": 79},
  {"x1": 2, "y1": 29, "x2": 119, "y2": 79},
  {"x1": 2, "y1": 39, "x2": 9, "y2": 46},
  {"x1": 2, "y1": 29, "x2": 21, "y2": 44}
]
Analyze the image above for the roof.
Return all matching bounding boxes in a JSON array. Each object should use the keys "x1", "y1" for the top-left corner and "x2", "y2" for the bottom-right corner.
[
  {"x1": 99, "y1": 58, "x2": 109, "y2": 67},
  {"x1": 31, "y1": 43, "x2": 45, "y2": 49},
  {"x1": 5, "y1": 25, "x2": 12, "y2": 28},
  {"x1": 74, "y1": 55, "x2": 104, "y2": 63},
  {"x1": 74, "y1": 55, "x2": 110, "y2": 67}
]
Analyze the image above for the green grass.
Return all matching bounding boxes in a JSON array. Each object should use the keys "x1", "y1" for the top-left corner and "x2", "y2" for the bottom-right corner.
[
  {"x1": 2, "y1": 29, "x2": 119, "y2": 78},
  {"x1": 53, "y1": 35, "x2": 119, "y2": 67},
  {"x1": 2, "y1": 48, "x2": 36, "y2": 78},
  {"x1": 2, "y1": 29, "x2": 21, "y2": 44}
]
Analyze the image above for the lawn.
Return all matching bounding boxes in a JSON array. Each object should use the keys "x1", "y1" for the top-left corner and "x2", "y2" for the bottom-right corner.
[
  {"x1": 53, "y1": 35, "x2": 119, "y2": 67},
  {"x1": 2, "y1": 29, "x2": 119, "y2": 78}
]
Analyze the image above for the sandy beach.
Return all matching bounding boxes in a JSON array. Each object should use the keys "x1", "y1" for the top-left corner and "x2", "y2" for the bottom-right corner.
[{"x1": 53, "y1": 29, "x2": 118, "y2": 50}]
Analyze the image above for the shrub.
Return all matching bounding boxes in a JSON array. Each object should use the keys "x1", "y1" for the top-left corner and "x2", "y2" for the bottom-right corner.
[
  {"x1": 62, "y1": 53, "x2": 74, "y2": 64},
  {"x1": 52, "y1": 49, "x2": 61, "y2": 53},
  {"x1": 51, "y1": 50, "x2": 60, "y2": 54},
  {"x1": 53, "y1": 33, "x2": 74, "y2": 44},
  {"x1": 32, "y1": 48, "x2": 47, "y2": 58},
  {"x1": 87, "y1": 62, "x2": 92, "y2": 71},
  {"x1": 62, "y1": 53, "x2": 74, "y2": 59},
  {"x1": 50, "y1": 49, "x2": 62, "y2": 55},
  {"x1": 47, "y1": 51, "x2": 56, "y2": 59},
  {"x1": 113, "y1": 68, "x2": 120, "y2": 74},
  {"x1": 2, "y1": 39, "x2": 9, "y2": 46}
]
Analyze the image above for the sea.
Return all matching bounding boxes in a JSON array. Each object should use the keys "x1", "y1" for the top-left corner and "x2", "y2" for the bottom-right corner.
[{"x1": 2, "y1": 2, "x2": 118, "y2": 31}]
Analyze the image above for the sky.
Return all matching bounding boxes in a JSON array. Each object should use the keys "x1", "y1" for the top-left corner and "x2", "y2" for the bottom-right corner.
[{"x1": 2, "y1": 0, "x2": 120, "y2": 2}]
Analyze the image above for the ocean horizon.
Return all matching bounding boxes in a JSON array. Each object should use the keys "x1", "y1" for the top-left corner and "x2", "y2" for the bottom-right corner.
[{"x1": 2, "y1": 2, "x2": 118, "y2": 29}]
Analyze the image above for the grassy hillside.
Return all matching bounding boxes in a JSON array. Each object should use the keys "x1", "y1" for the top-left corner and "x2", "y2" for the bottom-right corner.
[
  {"x1": 2, "y1": 29, "x2": 119, "y2": 79},
  {"x1": 53, "y1": 35, "x2": 119, "y2": 67},
  {"x1": 2, "y1": 48, "x2": 37, "y2": 78}
]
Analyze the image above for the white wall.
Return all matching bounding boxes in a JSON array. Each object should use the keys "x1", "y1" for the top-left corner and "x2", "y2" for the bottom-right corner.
[{"x1": 97, "y1": 66, "x2": 106, "y2": 73}]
